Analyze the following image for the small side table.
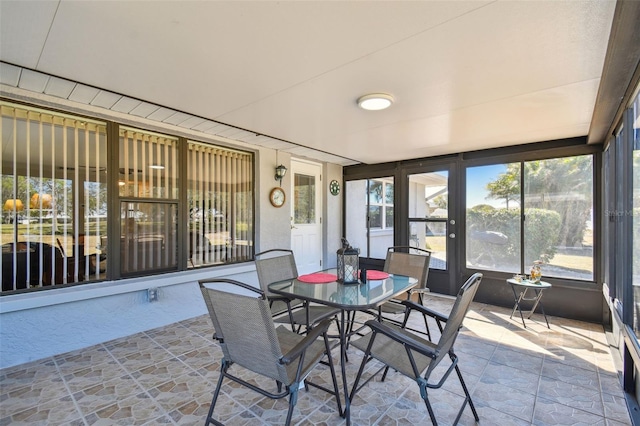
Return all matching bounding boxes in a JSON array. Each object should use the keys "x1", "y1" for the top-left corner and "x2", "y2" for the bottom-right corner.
[{"x1": 506, "y1": 278, "x2": 552, "y2": 328}]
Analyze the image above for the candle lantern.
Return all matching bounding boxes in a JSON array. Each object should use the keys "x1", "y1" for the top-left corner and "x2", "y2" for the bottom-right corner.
[{"x1": 337, "y1": 238, "x2": 360, "y2": 284}]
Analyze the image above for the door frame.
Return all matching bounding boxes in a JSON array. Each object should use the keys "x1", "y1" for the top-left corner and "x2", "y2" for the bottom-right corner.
[
  {"x1": 290, "y1": 159, "x2": 323, "y2": 274},
  {"x1": 400, "y1": 161, "x2": 459, "y2": 296}
]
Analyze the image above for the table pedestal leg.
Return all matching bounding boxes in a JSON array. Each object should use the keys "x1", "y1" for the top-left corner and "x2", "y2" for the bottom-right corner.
[{"x1": 340, "y1": 310, "x2": 351, "y2": 424}]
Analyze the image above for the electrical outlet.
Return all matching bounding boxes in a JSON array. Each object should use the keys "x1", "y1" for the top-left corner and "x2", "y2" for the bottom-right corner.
[{"x1": 148, "y1": 288, "x2": 159, "y2": 302}]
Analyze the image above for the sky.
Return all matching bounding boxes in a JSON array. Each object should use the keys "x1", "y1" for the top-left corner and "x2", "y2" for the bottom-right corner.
[{"x1": 466, "y1": 164, "x2": 510, "y2": 208}]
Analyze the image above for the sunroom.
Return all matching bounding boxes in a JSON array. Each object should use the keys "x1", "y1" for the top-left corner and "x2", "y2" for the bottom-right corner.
[{"x1": 1, "y1": 1, "x2": 639, "y2": 424}]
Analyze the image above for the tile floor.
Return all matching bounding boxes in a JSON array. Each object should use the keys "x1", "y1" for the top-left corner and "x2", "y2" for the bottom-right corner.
[{"x1": 0, "y1": 294, "x2": 631, "y2": 425}]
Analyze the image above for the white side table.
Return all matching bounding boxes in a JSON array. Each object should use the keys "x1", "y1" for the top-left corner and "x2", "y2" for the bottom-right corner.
[{"x1": 506, "y1": 278, "x2": 552, "y2": 328}]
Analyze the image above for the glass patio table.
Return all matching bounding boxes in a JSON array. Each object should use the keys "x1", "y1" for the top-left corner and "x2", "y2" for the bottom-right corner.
[{"x1": 268, "y1": 269, "x2": 418, "y2": 425}]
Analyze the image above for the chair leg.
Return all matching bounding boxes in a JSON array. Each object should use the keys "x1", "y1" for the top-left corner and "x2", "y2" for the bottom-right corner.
[
  {"x1": 418, "y1": 293, "x2": 432, "y2": 341},
  {"x1": 205, "y1": 363, "x2": 228, "y2": 426},
  {"x1": 454, "y1": 363, "x2": 479, "y2": 421},
  {"x1": 285, "y1": 387, "x2": 298, "y2": 426},
  {"x1": 422, "y1": 393, "x2": 439, "y2": 425},
  {"x1": 324, "y1": 333, "x2": 343, "y2": 417},
  {"x1": 381, "y1": 365, "x2": 391, "y2": 381}
]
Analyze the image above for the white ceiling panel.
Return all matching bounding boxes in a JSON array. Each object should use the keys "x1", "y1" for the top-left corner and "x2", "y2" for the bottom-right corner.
[
  {"x1": 0, "y1": 62, "x2": 22, "y2": 87},
  {"x1": 68, "y1": 84, "x2": 100, "y2": 104},
  {"x1": 178, "y1": 116, "x2": 208, "y2": 130},
  {"x1": 111, "y1": 97, "x2": 142, "y2": 114},
  {"x1": 90, "y1": 91, "x2": 122, "y2": 109},
  {"x1": 0, "y1": 0, "x2": 618, "y2": 165},
  {"x1": 129, "y1": 102, "x2": 161, "y2": 118},
  {"x1": 162, "y1": 112, "x2": 191, "y2": 126},
  {"x1": 146, "y1": 107, "x2": 176, "y2": 122},
  {"x1": 44, "y1": 77, "x2": 76, "y2": 99},
  {"x1": 190, "y1": 120, "x2": 219, "y2": 133},
  {"x1": 0, "y1": 1, "x2": 58, "y2": 68},
  {"x1": 17, "y1": 69, "x2": 49, "y2": 93}
]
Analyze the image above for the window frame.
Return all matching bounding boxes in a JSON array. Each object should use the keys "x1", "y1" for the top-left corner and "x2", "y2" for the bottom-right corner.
[
  {"x1": 463, "y1": 150, "x2": 598, "y2": 283},
  {"x1": 0, "y1": 100, "x2": 256, "y2": 295},
  {"x1": 368, "y1": 178, "x2": 394, "y2": 231}
]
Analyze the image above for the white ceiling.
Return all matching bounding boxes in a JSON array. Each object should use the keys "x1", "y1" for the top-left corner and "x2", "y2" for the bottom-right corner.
[{"x1": 0, "y1": 1, "x2": 617, "y2": 165}]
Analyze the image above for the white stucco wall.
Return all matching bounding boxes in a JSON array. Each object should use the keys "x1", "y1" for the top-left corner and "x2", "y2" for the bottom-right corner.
[
  {"x1": 0, "y1": 91, "x2": 343, "y2": 370},
  {"x1": 0, "y1": 263, "x2": 261, "y2": 369},
  {"x1": 0, "y1": 148, "x2": 342, "y2": 369},
  {"x1": 324, "y1": 163, "x2": 343, "y2": 268}
]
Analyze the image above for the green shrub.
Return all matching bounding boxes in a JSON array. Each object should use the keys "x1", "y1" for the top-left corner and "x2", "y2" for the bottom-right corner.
[
  {"x1": 466, "y1": 206, "x2": 561, "y2": 266},
  {"x1": 524, "y1": 208, "x2": 562, "y2": 264}
]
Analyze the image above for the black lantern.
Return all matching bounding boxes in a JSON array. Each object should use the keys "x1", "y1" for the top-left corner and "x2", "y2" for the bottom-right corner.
[
  {"x1": 275, "y1": 164, "x2": 287, "y2": 187},
  {"x1": 337, "y1": 238, "x2": 360, "y2": 284}
]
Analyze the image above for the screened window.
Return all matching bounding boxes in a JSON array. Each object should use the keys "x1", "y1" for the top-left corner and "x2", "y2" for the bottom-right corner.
[
  {"x1": 345, "y1": 177, "x2": 394, "y2": 259},
  {"x1": 631, "y1": 90, "x2": 640, "y2": 335},
  {"x1": 524, "y1": 156, "x2": 593, "y2": 280},
  {"x1": 466, "y1": 155, "x2": 594, "y2": 281},
  {"x1": 187, "y1": 142, "x2": 253, "y2": 268},
  {"x1": 1, "y1": 101, "x2": 107, "y2": 291},
  {"x1": 119, "y1": 127, "x2": 179, "y2": 276},
  {"x1": 368, "y1": 179, "x2": 394, "y2": 229},
  {"x1": 466, "y1": 163, "x2": 521, "y2": 273},
  {"x1": 0, "y1": 102, "x2": 256, "y2": 293}
]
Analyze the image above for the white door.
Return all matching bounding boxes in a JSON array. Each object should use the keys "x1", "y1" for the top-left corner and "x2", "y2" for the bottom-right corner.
[{"x1": 291, "y1": 160, "x2": 323, "y2": 274}]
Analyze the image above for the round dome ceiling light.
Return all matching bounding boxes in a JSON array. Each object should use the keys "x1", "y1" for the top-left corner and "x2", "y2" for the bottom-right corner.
[{"x1": 357, "y1": 93, "x2": 394, "y2": 111}]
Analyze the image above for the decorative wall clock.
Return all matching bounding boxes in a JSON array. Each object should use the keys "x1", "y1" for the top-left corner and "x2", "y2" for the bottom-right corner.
[{"x1": 269, "y1": 187, "x2": 286, "y2": 207}]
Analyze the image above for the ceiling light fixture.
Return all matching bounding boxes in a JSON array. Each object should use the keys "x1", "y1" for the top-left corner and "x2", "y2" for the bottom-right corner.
[{"x1": 357, "y1": 93, "x2": 394, "y2": 111}]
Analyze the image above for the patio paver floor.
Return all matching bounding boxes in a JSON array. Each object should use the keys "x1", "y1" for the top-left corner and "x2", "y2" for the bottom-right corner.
[{"x1": 0, "y1": 294, "x2": 630, "y2": 425}]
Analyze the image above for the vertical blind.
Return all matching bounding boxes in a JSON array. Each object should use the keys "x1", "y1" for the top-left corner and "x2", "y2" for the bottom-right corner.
[
  {"x1": 1, "y1": 101, "x2": 255, "y2": 291},
  {"x1": 188, "y1": 142, "x2": 253, "y2": 267},
  {"x1": 1, "y1": 102, "x2": 107, "y2": 291},
  {"x1": 119, "y1": 127, "x2": 179, "y2": 275}
]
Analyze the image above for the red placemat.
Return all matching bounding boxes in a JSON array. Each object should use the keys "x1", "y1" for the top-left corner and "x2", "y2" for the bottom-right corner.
[
  {"x1": 298, "y1": 273, "x2": 338, "y2": 284},
  {"x1": 365, "y1": 270, "x2": 390, "y2": 280}
]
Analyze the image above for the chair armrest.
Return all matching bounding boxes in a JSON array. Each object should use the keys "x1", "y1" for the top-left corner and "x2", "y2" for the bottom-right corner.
[
  {"x1": 280, "y1": 318, "x2": 331, "y2": 365},
  {"x1": 400, "y1": 300, "x2": 448, "y2": 323},
  {"x1": 269, "y1": 295, "x2": 295, "y2": 303},
  {"x1": 365, "y1": 320, "x2": 438, "y2": 359}
]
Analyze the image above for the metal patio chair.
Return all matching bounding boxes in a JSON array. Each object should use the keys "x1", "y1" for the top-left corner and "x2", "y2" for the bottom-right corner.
[
  {"x1": 378, "y1": 246, "x2": 432, "y2": 327},
  {"x1": 255, "y1": 249, "x2": 340, "y2": 333},
  {"x1": 350, "y1": 273, "x2": 483, "y2": 425},
  {"x1": 350, "y1": 246, "x2": 432, "y2": 341},
  {"x1": 199, "y1": 278, "x2": 342, "y2": 426}
]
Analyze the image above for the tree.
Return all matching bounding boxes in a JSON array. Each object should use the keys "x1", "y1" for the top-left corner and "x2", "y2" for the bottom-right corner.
[
  {"x1": 486, "y1": 164, "x2": 520, "y2": 208},
  {"x1": 431, "y1": 194, "x2": 448, "y2": 210},
  {"x1": 484, "y1": 156, "x2": 593, "y2": 247}
]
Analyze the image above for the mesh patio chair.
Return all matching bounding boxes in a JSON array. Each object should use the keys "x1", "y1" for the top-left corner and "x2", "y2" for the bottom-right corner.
[
  {"x1": 380, "y1": 246, "x2": 431, "y2": 309},
  {"x1": 199, "y1": 278, "x2": 342, "y2": 426},
  {"x1": 352, "y1": 246, "x2": 432, "y2": 340},
  {"x1": 255, "y1": 249, "x2": 341, "y2": 334},
  {"x1": 350, "y1": 273, "x2": 483, "y2": 425}
]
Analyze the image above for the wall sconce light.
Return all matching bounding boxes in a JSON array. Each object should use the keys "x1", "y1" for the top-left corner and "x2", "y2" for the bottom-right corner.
[{"x1": 275, "y1": 164, "x2": 287, "y2": 187}]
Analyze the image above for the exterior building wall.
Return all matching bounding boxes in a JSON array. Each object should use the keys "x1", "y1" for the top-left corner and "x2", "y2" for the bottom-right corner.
[{"x1": 0, "y1": 93, "x2": 342, "y2": 369}]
